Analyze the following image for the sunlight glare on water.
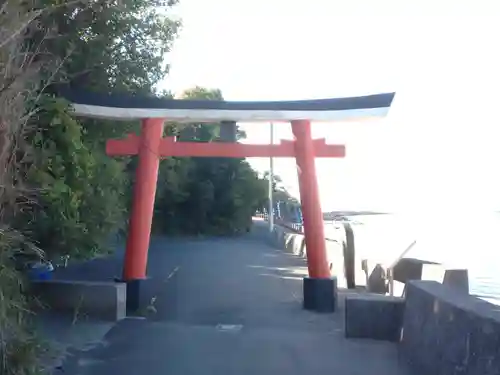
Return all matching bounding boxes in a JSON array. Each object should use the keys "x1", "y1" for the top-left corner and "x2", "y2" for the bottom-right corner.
[{"x1": 347, "y1": 211, "x2": 500, "y2": 304}]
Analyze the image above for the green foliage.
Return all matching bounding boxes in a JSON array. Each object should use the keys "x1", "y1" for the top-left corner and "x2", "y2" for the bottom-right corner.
[
  {"x1": 25, "y1": 96, "x2": 128, "y2": 258},
  {"x1": 262, "y1": 171, "x2": 300, "y2": 206},
  {"x1": 1, "y1": 2, "x2": 271, "y2": 372},
  {"x1": 15, "y1": 0, "x2": 268, "y2": 262},
  {"x1": 256, "y1": 171, "x2": 301, "y2": 221},
  {"x1": 154, "y1": 87, "x2": 268, "y2": 235},
  {"x1": 179, "y1": 86, "x2": 223, "y2": 100},
  {"x1": 0, "y1": 230, "x2": 47, "y2": 375},
  {"x1": 16, "y1": 0, "x2": 181, "y2": 260},
  {"x1": 0, "y1": 0, "x2": 184, "y2": 373},
  {"x1": 5, "y1": 0, "x2": 271, "y2": 253},
  {"x1": 37, "y1": 0, "x2": 181, "y2": 93},
  {"x1": 0, "y1": 1, "x2": 57, "y2": 372}
]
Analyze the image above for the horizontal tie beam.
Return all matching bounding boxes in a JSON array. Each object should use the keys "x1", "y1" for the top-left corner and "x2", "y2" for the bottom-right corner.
[{"x1": 106, "y1": 135, "x2": 346, "y2": 158}]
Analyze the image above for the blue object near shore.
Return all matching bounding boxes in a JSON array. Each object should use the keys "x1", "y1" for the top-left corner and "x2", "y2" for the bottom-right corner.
[{"x1": 28, "y1": 263, "x2": 54, "y2": 281}]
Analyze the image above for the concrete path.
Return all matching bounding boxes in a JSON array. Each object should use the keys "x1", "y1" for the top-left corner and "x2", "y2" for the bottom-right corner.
[{"x1": 58, "y1": 220, "x2": 410, "y2": 375}]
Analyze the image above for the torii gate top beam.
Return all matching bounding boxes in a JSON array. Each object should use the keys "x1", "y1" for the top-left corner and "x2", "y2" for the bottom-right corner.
[{"x1": 58, "y1": 87, "x2": 395, "y2": 123}]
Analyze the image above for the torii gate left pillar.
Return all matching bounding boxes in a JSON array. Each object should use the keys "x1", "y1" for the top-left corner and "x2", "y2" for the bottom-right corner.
[
  {"x1": 111, "y1": 118, "x2": 344, "y2": 313},
  {"x1": 119, "y1": 118, "x2": 164, "y2": 310}
]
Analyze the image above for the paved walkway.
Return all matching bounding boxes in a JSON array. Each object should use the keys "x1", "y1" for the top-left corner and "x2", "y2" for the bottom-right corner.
[{"x1": 58, "y1": 220, "x2": 410, "y2": 374}]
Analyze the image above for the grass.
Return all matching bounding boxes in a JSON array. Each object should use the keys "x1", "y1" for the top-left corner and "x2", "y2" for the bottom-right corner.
[{"x1": 0, "y1": 1, "x2": 56, "y2": 372}]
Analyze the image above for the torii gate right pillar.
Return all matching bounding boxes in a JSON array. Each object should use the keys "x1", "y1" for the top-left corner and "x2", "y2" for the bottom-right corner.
[{"x1": 292, "y1": 120, "x2": 337, "y2": 312}]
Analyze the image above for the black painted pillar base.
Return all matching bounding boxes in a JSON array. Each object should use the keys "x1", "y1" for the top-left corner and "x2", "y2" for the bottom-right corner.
[
  {"x1": 126, "y1": 279, "x2": 144, "y2": 312},
  {"x1": 303, "y1": 276, "x2": 337, "y2": 313},
  {"x1": 115, "y1": 278, "x2": 147, "y2": 312}
]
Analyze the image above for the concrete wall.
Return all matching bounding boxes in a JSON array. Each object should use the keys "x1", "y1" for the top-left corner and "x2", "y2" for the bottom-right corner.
[
  {"x1": 345, "y1": 294, "x2": 405, "y2": 342},
  {"x1": 271, "y1": 225, "x2": 351, "y2": 288},
  {"x1": 400, "y1": 280, "x2": 500, "y2": 375},
  {"x1": 32, "y1": 279, "x2": 127, "y2": 321}
]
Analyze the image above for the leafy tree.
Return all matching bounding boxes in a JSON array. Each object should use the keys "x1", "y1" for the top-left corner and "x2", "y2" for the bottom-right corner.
[
  {"x1": 154, "y1": 87, "x2": 268, "y2": 235},
  {"x1": 18, "y1": 0, "x2": 181, "y2": 259},
  {"x1": 0, "y1": 0, "x2": 187, "y2": 373},
  {"x1": 262, "y1": 171, "x2": 300, "y2": 204},
  {"x1": 25, "y1": 97, "x2": 129, "y2": 258},
  {"x1": 259, "y1": 171, "x2": 301, "y2": 220}
]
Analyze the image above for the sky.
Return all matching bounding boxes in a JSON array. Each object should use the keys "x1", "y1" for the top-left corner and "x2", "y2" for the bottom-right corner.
[{"x1": 159, "y1": 1, "x2": 500, "y2": 214}]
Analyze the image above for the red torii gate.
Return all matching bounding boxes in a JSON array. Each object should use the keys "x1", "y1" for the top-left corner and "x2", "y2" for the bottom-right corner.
[
  {"x1": 62, "y1": 88, "x2": 395, "y2": 312},
  {"x1": 107, "y1": 123, "x2": 345, "y2": 281}
]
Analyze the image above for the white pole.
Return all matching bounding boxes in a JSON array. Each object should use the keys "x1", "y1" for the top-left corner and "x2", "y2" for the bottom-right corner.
[{"x1": 268, "y1": 122, "x2": 274, "y2": 232}]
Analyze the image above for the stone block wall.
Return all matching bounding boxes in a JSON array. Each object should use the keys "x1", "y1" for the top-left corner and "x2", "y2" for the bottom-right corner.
[{"x1": 400, "y1": 280, "x2": 500, "y2": 375}]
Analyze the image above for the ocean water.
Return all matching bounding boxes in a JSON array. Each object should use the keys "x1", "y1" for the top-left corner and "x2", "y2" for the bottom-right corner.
[{"x1": 323, "y1": 213, "x2": 500, "y2": 305}]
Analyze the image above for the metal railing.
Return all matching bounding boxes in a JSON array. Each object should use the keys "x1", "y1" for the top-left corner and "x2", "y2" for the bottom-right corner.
[
  {"x1": 257, "y1": 214, "x2": 341, "y2": 243},
  {"x1": 387, "y1": 240, "x2": 417, "y2": 296}
]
